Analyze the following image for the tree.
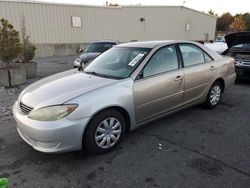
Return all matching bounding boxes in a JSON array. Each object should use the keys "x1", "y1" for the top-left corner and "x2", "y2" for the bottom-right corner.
[
  {"x1": 0, "y1": 18, "x2": 22, "y2": 87},
  {"x1": 20, "y1": 16, "x2": 36, "y2": 64},
  {"x1": 216, "y1": 12, "x2": 234, "y2": 32},
  {"x1": 242, "y1": 13, "x2": 250, "y2": 31},
  {"x1": 229, "y1": 16, "x2": 247, "y2": 32},
  {"x1": 208, "y1": 9, "x2": 218, "y2": 17}
]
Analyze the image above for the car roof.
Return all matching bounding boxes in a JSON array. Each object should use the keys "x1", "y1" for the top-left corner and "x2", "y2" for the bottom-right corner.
[
  {"x1": 91, "y1": 40, "x2": 119, "y2": 44},
  {"x1": 117, "y1": 40, "x2": 179, "y2": 48},
  {"x1": 116, "y1": 40, "x2": 224, "y2": 61}
]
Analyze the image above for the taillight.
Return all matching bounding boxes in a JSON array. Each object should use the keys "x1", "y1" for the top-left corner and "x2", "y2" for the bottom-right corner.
[{"x1": 228, "y1": 59, "x2": 236, "y2": 74}]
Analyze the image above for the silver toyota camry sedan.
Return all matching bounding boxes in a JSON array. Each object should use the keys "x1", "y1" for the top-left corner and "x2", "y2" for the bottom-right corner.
[{"x1": 13, "y1": 41, "x2": 236, "y2": 154}]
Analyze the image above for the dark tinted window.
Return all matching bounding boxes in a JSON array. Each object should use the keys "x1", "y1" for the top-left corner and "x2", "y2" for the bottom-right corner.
[
  {"x1": 84, "y1": 42, "x2": 115, "y2": 53},
  {"x1": 233, "y1": 43, "x2": 250, "y2": 49}
]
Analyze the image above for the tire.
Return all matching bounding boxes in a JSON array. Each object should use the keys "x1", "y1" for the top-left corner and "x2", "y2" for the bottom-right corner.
[
  {"x1": 83, "y1": 109, "x2": 126, "y2": 154},
  {"x1": 203, "y1": 81, "x2": 222, "y2": 109}
]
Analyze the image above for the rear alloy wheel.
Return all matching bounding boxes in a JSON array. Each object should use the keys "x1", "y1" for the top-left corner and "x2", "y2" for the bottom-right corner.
[
  {"x1": 204, "y1": 81, "x2": 222, "y2": 109},
  {"x1": 83, "y1": 109, "x2": 125, "y2": 154}
]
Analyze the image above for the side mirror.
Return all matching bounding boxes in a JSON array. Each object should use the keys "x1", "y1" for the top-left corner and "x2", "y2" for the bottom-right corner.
[
  {"x1": 79, "y1": 49, "x2": 84, "y2": 53},
  {"x1": 136, "y1": 71, "x2": 144, "y2": 79},
  {"x1": 75, "y1": 61, "x2": 81, "y2": 68},
  {"x1": 74, "y1": 58, "x2": 82, "y2": 69}
]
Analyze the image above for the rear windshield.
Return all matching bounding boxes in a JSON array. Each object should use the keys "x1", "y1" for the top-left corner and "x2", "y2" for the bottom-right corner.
[{"x1": 214, "y1": 36, "x2": 225, "y2": 42}]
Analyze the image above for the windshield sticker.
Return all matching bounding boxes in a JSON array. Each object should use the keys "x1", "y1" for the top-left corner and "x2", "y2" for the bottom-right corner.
[{"x1": 128, "y1": 53, "x2": 145, "y2": 66}]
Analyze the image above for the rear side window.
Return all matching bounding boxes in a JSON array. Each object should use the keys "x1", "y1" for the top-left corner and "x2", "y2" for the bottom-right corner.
[
  {"x1": 204, "y1": 53, "x2": 213, "y2": 62},
  {"x1": 179, "y1": 44, "x2": 212, "y2": 67}
]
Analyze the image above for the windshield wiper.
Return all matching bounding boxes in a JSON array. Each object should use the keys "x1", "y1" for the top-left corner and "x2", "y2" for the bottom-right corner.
[
  {"x1": 84, "y1": 71, "x2": 122, "y2": 79},
  {"x1": 84, "y1": 71, "x2": 98, "y2": 76},
  {"x1": 84, "y1": 71, "x2": 111, "y2": 78}
]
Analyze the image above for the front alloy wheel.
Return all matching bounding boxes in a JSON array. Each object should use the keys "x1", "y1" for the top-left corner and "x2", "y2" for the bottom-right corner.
[
  {"x1": 95, "y1": 117, "x2": 122, "y2": 149},
  {"x1": 83, "y1": 109, "x2": 126, "y2": 154}
]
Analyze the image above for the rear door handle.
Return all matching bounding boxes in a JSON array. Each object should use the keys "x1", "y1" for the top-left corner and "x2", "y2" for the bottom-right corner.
[
  {"x1": 174, "y1": 75, "x2": 183, "y2": 81},
  {"x1": 210, "y1": 66, "x2": 216, "y2": 71}
]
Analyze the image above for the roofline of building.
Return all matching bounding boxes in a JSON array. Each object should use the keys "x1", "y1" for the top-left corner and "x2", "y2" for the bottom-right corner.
[{"x1": 0, "y1": 0, "x2": 217, "y2": 19}]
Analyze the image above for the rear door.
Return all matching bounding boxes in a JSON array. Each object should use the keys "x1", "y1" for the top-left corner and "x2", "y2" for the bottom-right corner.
[
  {"x1": 178, "y1": 43, "x2": 217, "y2": 105},
  {"x1": 133, "y1": 45, "x2": 184, "y2": 124}
]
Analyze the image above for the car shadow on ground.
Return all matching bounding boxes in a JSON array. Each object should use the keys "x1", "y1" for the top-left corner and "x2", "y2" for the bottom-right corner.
[
  {"x1": 3, "y1": 105, "x2": 191, "y2": 175},
  {"x1": 235, "y1": 79, "x2": 250, "y2": 85}
]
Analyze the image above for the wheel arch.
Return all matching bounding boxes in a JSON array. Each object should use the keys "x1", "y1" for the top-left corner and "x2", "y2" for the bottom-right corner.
[
  {"x1": 82, "y1": 106, "x2": 131, "y2": 148},
  {"x1": 214, "y1": 78, "x2": 225, "y2": 92}
]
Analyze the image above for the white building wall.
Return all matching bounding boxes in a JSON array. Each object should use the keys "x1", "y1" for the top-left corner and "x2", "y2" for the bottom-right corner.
[{"x1": 0, "y1": 1, "x2": 217, "y2": 56}]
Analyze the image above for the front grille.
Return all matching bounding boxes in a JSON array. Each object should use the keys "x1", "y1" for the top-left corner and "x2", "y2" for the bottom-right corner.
[
  {"x1": 242, "y1": 61, "x2": 250, "y2": 66},
  {"x1": 20, "y1": 102, "x2": 33, "y2": 115}
]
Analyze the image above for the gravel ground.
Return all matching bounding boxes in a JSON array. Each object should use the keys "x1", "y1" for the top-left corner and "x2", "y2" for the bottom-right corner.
[{"x1": 0, "y1": 55, "x2": 250, "y2": 188}]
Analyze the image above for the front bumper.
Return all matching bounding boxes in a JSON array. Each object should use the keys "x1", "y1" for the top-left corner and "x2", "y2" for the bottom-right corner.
[
  {"x1": 13, "y1": 101, "x2": 90, "y2": 153},
  {"x1": 235, "y1": 66, "x2": 250, "y2": 79}
]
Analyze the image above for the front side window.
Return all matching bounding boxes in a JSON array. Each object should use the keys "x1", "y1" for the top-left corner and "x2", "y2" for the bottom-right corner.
[
  {"x1": 84, "y1": 47, "x2": 150, "y2": 79},
  {"x1": 179, "y1": 44, "x2": 206, "y2": 67},
  {"x1": 143, "y1": 45, "x2": 179, "y2": 77}
]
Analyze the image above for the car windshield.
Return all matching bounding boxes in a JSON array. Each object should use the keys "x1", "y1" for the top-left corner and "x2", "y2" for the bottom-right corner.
[
  {"x1": 83, "y1": 47, "x2": 150, "y2": 79},
  {"x1": 214, "y1": 36, "x2": 225, "y2": 42},
  {"x1": 84, "y1": 42, "x2": 115, "y2": 53}
]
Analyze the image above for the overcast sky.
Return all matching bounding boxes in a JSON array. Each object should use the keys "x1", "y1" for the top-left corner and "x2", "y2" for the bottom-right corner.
[{"x1": 39, "y1": 0, "x2": 249, "y2": 15}]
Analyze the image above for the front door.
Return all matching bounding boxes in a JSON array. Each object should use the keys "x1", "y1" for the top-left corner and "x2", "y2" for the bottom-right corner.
[{"x1": 133, "y1": 45, "x2": 184, "y2": 124}]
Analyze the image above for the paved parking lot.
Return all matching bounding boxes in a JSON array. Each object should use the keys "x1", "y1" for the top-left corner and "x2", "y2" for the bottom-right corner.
[{"x1": 0, "y1": 55, "x2": 250, "y2": 188}]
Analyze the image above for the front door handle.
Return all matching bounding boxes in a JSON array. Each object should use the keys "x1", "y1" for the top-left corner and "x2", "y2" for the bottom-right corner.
[
  {"x1": 210, "y1": 66, "x2": 216, "y2": 71},
  {"x1": 174, "y1": 75, "x2": 183, "y2": 81}
]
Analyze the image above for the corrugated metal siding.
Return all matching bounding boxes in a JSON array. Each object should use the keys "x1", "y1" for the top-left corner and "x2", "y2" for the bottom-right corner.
[{"x1": 0, "y1": 1, "x2": 216, "y2": 44}]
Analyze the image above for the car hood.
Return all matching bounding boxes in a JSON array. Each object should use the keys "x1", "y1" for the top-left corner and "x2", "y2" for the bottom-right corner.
[
  {"x1": 19, "y1": 69, "x2": 118, "y2": 108},
  {"x1": 225, "y1": 32, "x2": 250, "y2": 48},
  {"x1": 80, "y1": 52, "x2": 101, "y2": 63}
]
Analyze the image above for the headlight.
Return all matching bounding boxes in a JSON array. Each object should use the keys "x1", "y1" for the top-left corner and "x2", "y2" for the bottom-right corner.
[
  {"x1": 28, "y1": 104, "x2": 78, "y2": 121},
  {"x1": 235, "y1": 59, "x2": 241, "y2": 66}
]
